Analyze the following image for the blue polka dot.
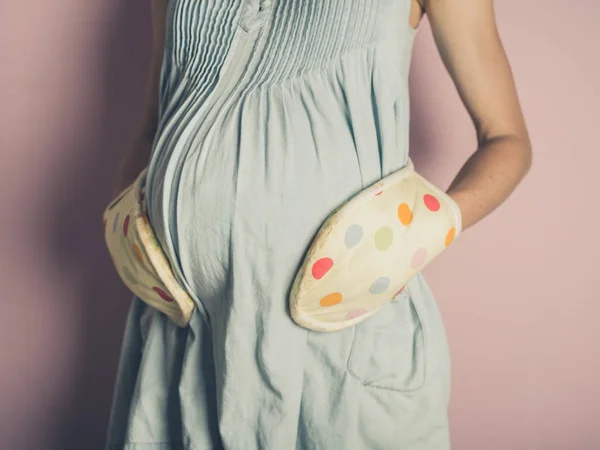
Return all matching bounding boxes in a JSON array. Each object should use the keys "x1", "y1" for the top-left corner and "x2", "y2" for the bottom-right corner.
[
  {"x1": 112, "y1": 212, "x2": 120, "y2": 233},
  {"x1": 369, "y1": 276, "x2": 391, "y2": 294},
  {"x1": 344, "y1": 224, "x2": 363, "y2": 248}
]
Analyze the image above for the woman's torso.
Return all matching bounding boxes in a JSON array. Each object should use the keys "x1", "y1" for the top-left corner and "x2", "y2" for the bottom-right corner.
[
  {"x1": 127, "y1": 2, "x2": 452, "y2": 448},
  {"x1": 145, "y1": 0, "x2": 419, "y2": 313}
]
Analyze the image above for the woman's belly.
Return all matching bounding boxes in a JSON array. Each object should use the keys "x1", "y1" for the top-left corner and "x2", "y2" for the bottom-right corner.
[
  {"x1": 147, "y1": 59, "x2": 409, "y2": 320},
  {"x1": 172, "y1": 86, "x2": 369, "y2": 317}
]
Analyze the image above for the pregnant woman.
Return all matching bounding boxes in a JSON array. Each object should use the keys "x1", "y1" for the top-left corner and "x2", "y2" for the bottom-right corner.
[{"x1": 106, "y1": 0, "x2": 532, "y2": 448}]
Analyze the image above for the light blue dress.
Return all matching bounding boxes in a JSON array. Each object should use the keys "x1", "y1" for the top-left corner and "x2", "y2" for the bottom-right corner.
[{"x1": 106, "y1": 1, "x2": 452, "y2": 448}]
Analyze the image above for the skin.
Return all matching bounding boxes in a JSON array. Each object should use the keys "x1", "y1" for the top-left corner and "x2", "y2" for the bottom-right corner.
[
  {"x1": 410, "y1": 0, "x2": 533, "y2": 231},
  {"x1": 117, "y1": 0, "x2": 532, "y2": 233}
]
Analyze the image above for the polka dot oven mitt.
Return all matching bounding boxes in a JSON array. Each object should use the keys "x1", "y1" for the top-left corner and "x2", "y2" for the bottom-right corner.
[
  {"x1": 102, "y1": 168, "x2": 195, "y2": 328},
  {"x1": 289, "y1": 158, "x2": 462, "y2": 332}
]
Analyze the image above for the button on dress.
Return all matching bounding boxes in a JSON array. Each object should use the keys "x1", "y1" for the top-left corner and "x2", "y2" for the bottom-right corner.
[{"x1": 106, "y1": 1, "x2": 452, "y2": 448}]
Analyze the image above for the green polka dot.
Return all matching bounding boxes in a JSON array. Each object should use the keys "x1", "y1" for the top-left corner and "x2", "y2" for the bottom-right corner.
[
  {"x1": 149, "y1": 235, "x2": 161, "y2": 249},
  {"x1": 374, "y1": 226, "x2": 393, "y2": 251},
  {"x1": 121, "y1": 265, "x2": 137, "y2": 286}
]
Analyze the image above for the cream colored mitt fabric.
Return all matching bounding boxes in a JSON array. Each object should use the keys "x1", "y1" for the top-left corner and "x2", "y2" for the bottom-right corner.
[
  {"x1": 103, "y1": 168, "x2": 196, "y2": 328},
  {"x1": 289, "y1": 158, "x2": 462, "y2": 332}
]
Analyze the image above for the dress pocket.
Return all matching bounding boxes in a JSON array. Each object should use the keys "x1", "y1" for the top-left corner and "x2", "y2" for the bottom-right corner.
[{"x1": 347, "y1": 284, "x2": 431, "y2": 392}]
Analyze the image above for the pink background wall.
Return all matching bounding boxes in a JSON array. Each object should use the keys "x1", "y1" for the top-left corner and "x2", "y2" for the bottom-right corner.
[{"x1": 1, "y1": 1, "x2": 598, "y2": 449}]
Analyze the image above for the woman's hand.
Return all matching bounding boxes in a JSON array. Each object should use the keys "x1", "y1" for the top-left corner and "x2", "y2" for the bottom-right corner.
[{"x1": 113, "y1": 135, "x2": 153, "y2": 196}]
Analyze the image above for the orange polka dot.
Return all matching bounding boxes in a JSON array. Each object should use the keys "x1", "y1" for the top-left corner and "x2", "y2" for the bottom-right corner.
[
  {"x1": 397, "y1": 203, "x2": 413, "y2": 225},
  {"x1": 375, "y1": 190, "x2": 383, "y2": 196},
  {"x1": 132, "y1": 243, "x2": 144, "y2": 264},
  {"x1": 445, "y1": 227, "x2": 456, "y2": 247},
  {"x1": 320, "y1": 292, "x2": 343, "y2": 307}
]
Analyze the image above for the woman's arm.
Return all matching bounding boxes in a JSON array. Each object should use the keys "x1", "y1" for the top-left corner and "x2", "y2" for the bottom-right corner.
[
  {"x1": 422, "y1": 0, "x2": 533, "y2": 231},
  {"x1": 115, "y1": 0, "x2": 169, "y2": 193}
]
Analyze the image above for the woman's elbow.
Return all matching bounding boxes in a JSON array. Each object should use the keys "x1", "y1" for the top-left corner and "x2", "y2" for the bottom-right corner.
[{"x1": 518, "y1": 134, "x2": 533, "y2": 178}]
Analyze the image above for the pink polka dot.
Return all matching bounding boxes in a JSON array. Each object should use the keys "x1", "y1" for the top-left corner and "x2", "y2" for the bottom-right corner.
[
  {"x1": 411, "y1": 248, "x2": 428, "y2": 268},
  {"x1": 123, "y1": 214, "x2": 130, "y2": 236},
  {"x1": 346, "y1": 308, "x2": 368, "y2": 320},
  {"x1": 424, "y1": 194, "x2": 440, "y2": 212},
  {"x1": 152, "y1": 286, "x2": 174, "y2": 302},
  {"x1": 312, "y1": 257, "x2": 334, "y2": 280},
  {"x1": 375, "y1": 190, "x2": 383, "y2": 196}
]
